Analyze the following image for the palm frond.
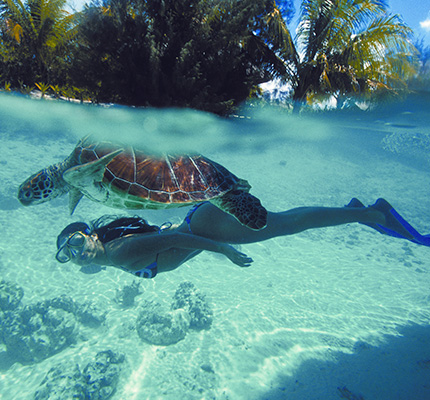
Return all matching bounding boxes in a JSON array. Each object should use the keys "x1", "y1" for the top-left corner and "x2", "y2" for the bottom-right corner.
[
  {"x1": 298, "y1": 0, "x2": 390, "y2": 61},
  {"x1": 348, "y1": 14, "x2": 416, "y2": 78},
  {"x1": 325, "y1": 0, "x2": 386, "y2": 51},
  {"x1": 264, "y1": 2, "x2": 298, "y2": 63},
  {"x1": 1, "y1": 0, "x2": 35, "y2": 39}
]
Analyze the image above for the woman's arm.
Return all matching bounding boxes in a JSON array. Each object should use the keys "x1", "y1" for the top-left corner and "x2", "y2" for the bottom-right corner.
[{"x1": 105, "y1": 232, "x2": 253, "y2": 267}]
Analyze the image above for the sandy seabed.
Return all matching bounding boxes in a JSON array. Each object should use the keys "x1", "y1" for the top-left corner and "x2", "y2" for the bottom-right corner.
[{"x1": 0, "y1": 95, "x2": 429, "y2": 400}]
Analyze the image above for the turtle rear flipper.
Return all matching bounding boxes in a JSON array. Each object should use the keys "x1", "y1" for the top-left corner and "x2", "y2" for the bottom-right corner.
[{"x1": 213, "y1": 191, "x2": 267, "y2": 230}]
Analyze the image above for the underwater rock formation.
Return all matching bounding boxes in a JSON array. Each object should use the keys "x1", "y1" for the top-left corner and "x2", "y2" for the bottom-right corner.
[
  {"x1": 136, "y1": 300, "x2": 190, "y2": 345},
  {"x1": 84, "y1": 350, "x2": 125, "y2": 399},
  {"x1": 44, "y1": 295, "x2": 106, "y2": 327},
  {"x1": 33, "y1": 295, "x2": 106, "y2": 328},
  {"x1": 0, "y1": 280, "x2": 24, "y2": 311},
  {"x1": 34, "y1": 350, "x2": 125, "y2": 400},
  {"x1": 1, "y1": 303, "x2": 77, "y2": 363},
  {"x1": 171, "y1": 281, "x2": 213, "y2": 330},
  {"x1": 0, "y1": 295, "x2": 106, "y2": 363},
  {"x1": 382, "y1": 131, "x2": 430, "y2": 166},
  {"x1": 76, "y1": 300, "x2": 107, "y2": 328},
  {"x1": 114, "y1": 281, "x2": 143, "y2": 308},
  {"x1": 34, "y1": 364, "x2": 85, "y2": 400},
  {"x1": 135, "y1": 282, "x2": 213, "y2": 345}
]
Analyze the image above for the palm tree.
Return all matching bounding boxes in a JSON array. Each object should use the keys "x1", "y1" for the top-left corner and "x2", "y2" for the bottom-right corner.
[
  {"x1": 283, "y1": 0, "x2": 418, "y2": 105},
  {"x1": 0, "y1": 0, "x2": 75, "y2": 84}
]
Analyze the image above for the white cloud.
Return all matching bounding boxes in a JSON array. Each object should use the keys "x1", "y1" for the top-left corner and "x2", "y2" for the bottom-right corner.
[
  {"x1": 421, "y1": 11, "x2": 430, "y2": 32},
  {"x1": 420, "y1": 19, "x2": 430, "y2": 32}
]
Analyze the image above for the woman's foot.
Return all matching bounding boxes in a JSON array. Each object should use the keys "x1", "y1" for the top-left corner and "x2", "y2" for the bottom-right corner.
[
  {"x1": 347, "y1": 197, "x2": 414, "y2": 239},
  {"x1": 345, "y1": 198, "x2": 365, "y2": 208},
  {"x1": 347, "y1": 197, "x2": 430, "y2": 246},
  {"x1": 345, "y1": 197, "x2": 387, "y2": 233}
]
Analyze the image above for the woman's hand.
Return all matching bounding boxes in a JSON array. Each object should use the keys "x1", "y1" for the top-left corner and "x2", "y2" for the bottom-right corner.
[{"x1": 220, "y1": 244, "x2": 253, "y2": 267}]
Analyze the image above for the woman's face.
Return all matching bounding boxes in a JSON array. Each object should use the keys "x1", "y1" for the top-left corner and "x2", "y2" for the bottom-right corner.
[{"x1": 70, "y1": 233, "x2": 104, "y2": 266}]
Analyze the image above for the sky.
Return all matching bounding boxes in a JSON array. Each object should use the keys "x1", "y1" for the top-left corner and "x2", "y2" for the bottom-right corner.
[
  {"x1": 291, "y1": 0, "x2": 430, "y2": 46},
  {"x1": 382, "y1": 0, "x2": 430, "y2": 45}
]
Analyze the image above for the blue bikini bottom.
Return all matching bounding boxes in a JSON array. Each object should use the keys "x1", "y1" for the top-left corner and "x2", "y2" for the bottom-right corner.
[{"x1": 184, "y1": 203, "x2": 205, "y2": 234}]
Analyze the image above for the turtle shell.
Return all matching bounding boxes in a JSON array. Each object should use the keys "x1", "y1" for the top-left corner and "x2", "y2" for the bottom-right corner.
[{"x1": 72, "y1": 139, "x2": 240, "y2": 206}]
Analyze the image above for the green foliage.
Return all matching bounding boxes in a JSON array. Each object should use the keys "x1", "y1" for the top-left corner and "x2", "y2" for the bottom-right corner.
[
  {"x1": 0, "y1": 0, "x2": 76, "y2": 86},
  {"x1": 60, "y1": 85, "x2": 75, "y2": 100},
  {"x1": 35, "y1": 81, "x2": 50, "y2": 97},
  {"x1": 50, "y1": 84, "x2": 61, "y2": 97},
  {"x1": 69, "y1": 0, "x2": 295, "y2": 114}
]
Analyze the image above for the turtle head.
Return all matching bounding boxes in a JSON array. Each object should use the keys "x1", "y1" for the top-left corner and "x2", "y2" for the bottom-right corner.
[{"x1": 18, "y1": 164, "x2": 68, "y2": 206}]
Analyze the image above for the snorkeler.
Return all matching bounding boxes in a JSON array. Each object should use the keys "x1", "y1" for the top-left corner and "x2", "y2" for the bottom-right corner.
[{"x1": 56, "y1": 198, "x2": 430, "y2": 279}]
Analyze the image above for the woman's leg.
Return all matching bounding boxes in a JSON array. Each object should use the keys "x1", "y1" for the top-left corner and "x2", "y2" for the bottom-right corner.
[
  {"x1": 184, "y1": 202, "x2": 385, "y2": 244},
  {"x1": 258, "y1": 206, "x2": 385, "y2": 238}
]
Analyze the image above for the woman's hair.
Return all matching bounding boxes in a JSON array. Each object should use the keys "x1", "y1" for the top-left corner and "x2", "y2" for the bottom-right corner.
[
  {"x1": 56, "y1": 222, "x2": 91, "y2": 249},
  {"x1": 92, "y1": 215, "x2": 159, "y2": 243},
  {"x1": 56, "y1": 215, "x2": 159, "y2": 248}
]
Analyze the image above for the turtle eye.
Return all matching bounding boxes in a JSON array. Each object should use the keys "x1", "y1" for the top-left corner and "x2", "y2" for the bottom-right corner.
[
  {"x1": 17, "y1": 184, "x2": 35, "y2": 205},
  {"x1": 22, "y1": 189, "x2": 33, "y2": 200}
]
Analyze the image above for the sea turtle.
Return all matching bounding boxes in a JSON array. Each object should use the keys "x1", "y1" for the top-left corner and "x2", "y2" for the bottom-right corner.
[{"x1": 18, "y1": 136, "x2": 267, "y2": 230}]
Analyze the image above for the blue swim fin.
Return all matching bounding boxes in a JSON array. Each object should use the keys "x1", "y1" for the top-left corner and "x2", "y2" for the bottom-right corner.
[
  {"x1": 376, "y1": 199, "x2": 430, "y2": 246},
  {"x1": 346, "y1": 198, "x2": 430, "y2": 247}
]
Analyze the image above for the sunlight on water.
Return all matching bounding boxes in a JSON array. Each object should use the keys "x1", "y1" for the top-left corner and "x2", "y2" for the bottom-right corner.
[{"x1": 0, "y1": 92, "x2": 430, "y2": 400}]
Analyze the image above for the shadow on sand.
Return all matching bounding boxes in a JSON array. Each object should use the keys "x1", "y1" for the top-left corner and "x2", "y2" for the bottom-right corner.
[{"x1": 259, "y1": 323, "x2": 430, "y2": 400}]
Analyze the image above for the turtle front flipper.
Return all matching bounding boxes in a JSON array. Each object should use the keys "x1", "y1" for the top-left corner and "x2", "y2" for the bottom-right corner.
[
  {"x1": 69, "y1": 188, "x2": 84, "y2": 214},
  {"x1": 63, "y1": 149, "x2": 122, "y2": 204},
  {"x1": 212, "y1": 191, "x2": 267, "y2": 230}
]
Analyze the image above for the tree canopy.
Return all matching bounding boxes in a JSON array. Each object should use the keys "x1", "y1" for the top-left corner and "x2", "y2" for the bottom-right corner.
[
  {"x1": 0, "y1": 0, "x2": 75, "y2": 86},
  {"x1": 0, "y1": 0, "x2": 422, "y2": 113},
  {"x1": 70, "y1": 0, "x2": 295, "y2": 113}
]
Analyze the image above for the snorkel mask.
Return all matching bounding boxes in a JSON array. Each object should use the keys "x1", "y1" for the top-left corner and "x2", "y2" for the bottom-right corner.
[
  {"x1": 56, "y1": 222, "x2": 91, "y2": 263},
  {"x1": 56, "y1": 231, "x2": 88, "y2": 263}
]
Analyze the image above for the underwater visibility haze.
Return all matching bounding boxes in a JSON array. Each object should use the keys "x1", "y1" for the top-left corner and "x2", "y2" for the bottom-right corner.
[{"x1": 0, "y1": 93, "x2": 430, "y2": 399}]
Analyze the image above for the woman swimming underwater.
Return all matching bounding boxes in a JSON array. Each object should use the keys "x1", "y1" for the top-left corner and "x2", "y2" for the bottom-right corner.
[{"x1": 56, "y1": 198, "x2": 430, "y2": 279}]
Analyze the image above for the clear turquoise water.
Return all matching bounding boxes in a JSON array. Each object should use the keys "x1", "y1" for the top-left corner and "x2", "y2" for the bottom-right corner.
[{"x1": 0, "y1": 93, "x2": 429, "y2": 399}]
